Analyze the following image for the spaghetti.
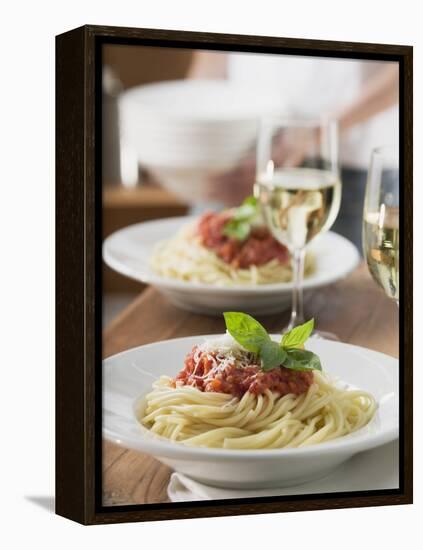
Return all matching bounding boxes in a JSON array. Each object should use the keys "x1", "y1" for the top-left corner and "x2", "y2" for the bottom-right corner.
[
  {"x1": 137, "y1": 333, "x2": 376, "y2": 450},
  {"x1": 150, "y1": 224, "x2": 315, "y2": 286}
]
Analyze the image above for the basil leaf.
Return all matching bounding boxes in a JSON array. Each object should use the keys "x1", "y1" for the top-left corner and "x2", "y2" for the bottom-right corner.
[
  {"x1": 283, "y1": 348, "x2": 322, "y2": 371},
  {"x1": 222, "y1": 196, "x2": 259, "y2": 241},
  {"x1": 223, "y1": 311, "x2": 270, "y2": 353},
  {"x1": 242, "y1": 196, "x2": 258, "y2": 207},
  {"x1": 223, "y1": 220, "x2": 250, "y2": 240},
  {"x1": 224, "y1": 312, "x2": 322, "y2": 374},
  {"x1": 281, "y1": 319, "x2": 315, "y2": 349},
  {"x1": 260, "y1": 341, "x2": 287, "y2": 371}
]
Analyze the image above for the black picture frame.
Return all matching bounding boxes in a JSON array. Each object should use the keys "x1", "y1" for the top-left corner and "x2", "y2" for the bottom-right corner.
[{"x1": 56, "y1": 24, "x2": 413, "y2": 525}]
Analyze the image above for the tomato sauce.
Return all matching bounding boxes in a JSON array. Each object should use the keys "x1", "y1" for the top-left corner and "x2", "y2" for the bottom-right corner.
[
  {"x1": 174, "y1": 347, "x2": 314, "y2": 398},
  {"x1": 197, "y1": 211, "x2": 289, "y2": 269}
]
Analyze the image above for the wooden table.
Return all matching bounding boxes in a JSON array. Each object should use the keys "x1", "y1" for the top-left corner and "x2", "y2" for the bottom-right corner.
[{"x1": 102, "y1": 263, "x2": 399, "y2": 506}]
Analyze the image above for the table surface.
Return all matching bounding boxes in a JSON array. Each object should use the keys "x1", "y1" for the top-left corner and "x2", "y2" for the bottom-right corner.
[{"x1": 102, "y1": 263, "x2": 399, "y2": 506}]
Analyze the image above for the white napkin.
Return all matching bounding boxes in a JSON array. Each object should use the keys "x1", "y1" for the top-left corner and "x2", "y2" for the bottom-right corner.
[{"x1": 168, "y1": 440, "x2": 399, "y2": 502}]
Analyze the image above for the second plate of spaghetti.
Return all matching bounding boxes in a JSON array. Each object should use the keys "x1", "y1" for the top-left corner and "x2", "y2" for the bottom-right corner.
[{"x1": 103, "y1": 215, "x2": 360, "y2": 315}]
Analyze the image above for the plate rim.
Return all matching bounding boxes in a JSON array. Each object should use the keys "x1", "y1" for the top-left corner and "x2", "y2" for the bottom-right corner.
[{"x1": 119, "y1": 79, "x2": 286, "y2": 124}]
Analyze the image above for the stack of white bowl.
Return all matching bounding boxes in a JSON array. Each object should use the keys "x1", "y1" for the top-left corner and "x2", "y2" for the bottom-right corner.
[{"x1": 119, "y1": 80, "x2": 283, "y2": 202}]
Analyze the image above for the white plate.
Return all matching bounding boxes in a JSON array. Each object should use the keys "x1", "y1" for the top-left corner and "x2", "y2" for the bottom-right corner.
[
  {"x1": 103, "y1": 337, "x2": 399, "y2": 490},
  {"x1": 103, "y1": 216, "x2": 360, "y2": 315}
]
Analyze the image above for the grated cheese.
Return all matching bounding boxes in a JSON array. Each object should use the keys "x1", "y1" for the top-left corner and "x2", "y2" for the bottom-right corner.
[{"x1": 190, "y1": 333, "x2": 258, "y2": 382}]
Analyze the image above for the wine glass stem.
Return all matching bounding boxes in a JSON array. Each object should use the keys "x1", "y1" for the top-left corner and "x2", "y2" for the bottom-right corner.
[{"x1": 288, "y1": 248, "x2": 306, "y2": 330}]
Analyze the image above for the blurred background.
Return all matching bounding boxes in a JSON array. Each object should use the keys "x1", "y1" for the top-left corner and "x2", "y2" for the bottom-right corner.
[
  {"x1": 102, "y1": 44, "x2": 399, "y2": 325},
  {"x1": 103, "y1": 45, "x2": 191, "y2": 319}
]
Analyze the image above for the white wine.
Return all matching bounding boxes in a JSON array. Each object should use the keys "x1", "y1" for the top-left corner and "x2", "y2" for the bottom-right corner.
[
  {"x1": 363, "y1": 206, "x2": 399, "y2": 302},
  {"x1": 255, "y1": 168, "x2": 342, "y2": 249}
]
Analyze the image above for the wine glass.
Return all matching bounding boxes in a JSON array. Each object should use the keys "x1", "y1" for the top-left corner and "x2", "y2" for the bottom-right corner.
[
  {"x1": 363, "y1": 145, "x2": 399, "y2": 304},
  {"x1": 255, "y1": 116, "x2": 341, "y2": 335}
]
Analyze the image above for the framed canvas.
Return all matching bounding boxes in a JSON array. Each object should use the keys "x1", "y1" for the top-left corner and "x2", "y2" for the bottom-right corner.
[{"x1": 56, "y1": 24, "x2": 413, "y2": 525}]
